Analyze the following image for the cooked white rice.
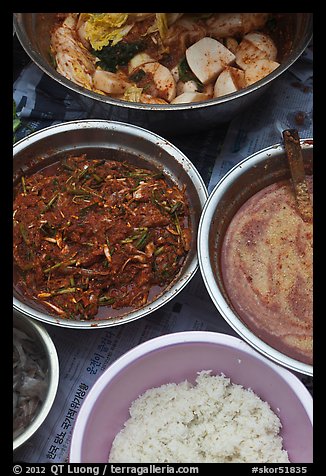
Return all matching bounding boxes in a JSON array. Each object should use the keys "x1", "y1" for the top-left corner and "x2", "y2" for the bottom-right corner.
[{"x1": 108, "y1": 371, "x2": 290, "y2": 463}]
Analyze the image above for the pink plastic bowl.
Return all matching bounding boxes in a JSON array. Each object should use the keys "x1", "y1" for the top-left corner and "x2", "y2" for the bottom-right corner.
[{"x1": 69, "y1": 331, "x2": 313, "y2": 463}]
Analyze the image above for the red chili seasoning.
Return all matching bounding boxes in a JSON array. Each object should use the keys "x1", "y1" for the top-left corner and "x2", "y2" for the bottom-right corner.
[{"x1": 13, "y1": 155, "x2": 191, "y2": 320}]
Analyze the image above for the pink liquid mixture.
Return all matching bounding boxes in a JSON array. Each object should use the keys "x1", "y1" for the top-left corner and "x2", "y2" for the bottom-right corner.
[{"x1": 221, "y1": 177, "x2": 313, "y2": 364}]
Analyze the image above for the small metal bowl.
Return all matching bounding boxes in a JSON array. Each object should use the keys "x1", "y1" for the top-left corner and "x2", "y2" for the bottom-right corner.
[
  {"x1": 13, "y1": 310, "x2": 59, "y2": 451},
  {"x1": 13, "y1": 13, "x2": 312, "y2": 135},
  {"x1": 198, "y1": 139, "x2": 313, "y2": 376},
  {"x1": 13, "y1": 120, "x2": 208, "y2": 329}
]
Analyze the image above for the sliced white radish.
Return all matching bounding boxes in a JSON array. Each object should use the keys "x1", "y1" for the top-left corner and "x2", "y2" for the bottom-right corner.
[
  {"x1": 171, "y1": 91, "x2": 211, "y2": 104},
  {"x1": 186, "y1": 37, "x2": 235, "y2": 85},
  {"x1": 214, "y1": 66, "x2": 246, "y2": 97},
  {"x1": 246, "y1": 32, "x2": 277, "y2": 60},
  {"x1": 235, "y1": 32, "x2": 278, "y2": 70},
  {"x1": 141, "y1": 62, "x2": 177, "y2": 102},
  {"x1": 176, "y1": 80, "x2": 199, "y2": 95},
  {"x1": 225, "y1": 37, "x2": 239, "y2": 55},
  {"x1": 170, "y1": 65, "x2": 180, "y2": 82},
  {"x1": 244, "y1": 59, "x2": 280, "y2": 85},
  {"x1": 93, "y1": 70, "x2": 131, "y2": 95},
  {"x1": 128, "y1": 53, "x2": 155, "y2": 75}
]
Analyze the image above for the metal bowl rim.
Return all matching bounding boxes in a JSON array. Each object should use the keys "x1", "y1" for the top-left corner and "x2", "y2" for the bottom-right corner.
[
  {"x1": 197, "y1": 139, "x2": 313, "y2": 376},
  {"x1": 13, "y1": 312, "x2": 60, "y2": 451},
  {"x1": 13, "y1": 13, "x2": 313, "y2": 112},
  {"x1": 13, "y1": 119, "x2": 208, "y2": 329}
]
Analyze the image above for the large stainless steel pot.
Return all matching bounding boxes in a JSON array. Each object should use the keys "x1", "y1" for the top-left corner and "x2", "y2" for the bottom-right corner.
[
  {"x1": 197, "y1": 139, "x2": 313, "y2": 376},
  {"x1": 13, "y1": 13, "x2": 313, "y2": 136},
  {"x1": 13, "y1": 120, "x2": 208, "y2": 329}
]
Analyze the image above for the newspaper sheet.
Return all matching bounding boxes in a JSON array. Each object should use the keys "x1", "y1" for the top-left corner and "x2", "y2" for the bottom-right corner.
[{"x1": 14, "y1": 270, "x2": 241, "y2": 463}]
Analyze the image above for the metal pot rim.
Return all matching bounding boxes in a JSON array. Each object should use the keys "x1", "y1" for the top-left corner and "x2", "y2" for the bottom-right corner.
[
  {"x1": 197, "y1": 139, "x2": 313, "y2": 376},
  {"x1": 13, "y1": 119, "x2": 208, "y2": 329},
  {"x1": 13, "y1": 13, "x2": 313, "y2": 112}
]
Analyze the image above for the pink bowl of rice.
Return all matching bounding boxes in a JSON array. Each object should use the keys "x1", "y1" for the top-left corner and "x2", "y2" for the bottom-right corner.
[{"x1": 69, "y1": 331, "x2": 313, "y2": 463}]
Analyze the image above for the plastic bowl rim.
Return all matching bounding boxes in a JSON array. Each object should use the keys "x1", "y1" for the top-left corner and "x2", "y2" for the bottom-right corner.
[{"x1": 69, "y1": 330, "x2": 313, "y2": 462}]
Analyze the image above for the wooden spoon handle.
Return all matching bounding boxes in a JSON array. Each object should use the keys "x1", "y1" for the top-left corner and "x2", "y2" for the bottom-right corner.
[{"x1": 282, "y1": 129, "x2": 312, "y2": 223}]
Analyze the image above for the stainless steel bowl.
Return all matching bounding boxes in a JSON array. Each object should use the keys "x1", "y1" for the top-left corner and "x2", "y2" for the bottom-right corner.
[
  {"x1": 69, "y1": 331, "x2": 313, "y2": 463},
  {"x1": 13, "y1": 310, "x2": 59, "y2": 451},
  {"x1": 13, "y1": 13, "x2": 313, "y2": 136},
  {"x1": 197, "y1": 139, "x2": 313, "y2": 376},
  {"x1": 13, "y1": 119, "x2": 208, "y2": 329}
]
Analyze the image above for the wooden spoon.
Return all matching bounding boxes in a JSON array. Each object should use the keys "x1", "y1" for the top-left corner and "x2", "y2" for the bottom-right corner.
[{"x1": 282, "y1": 129, "x2": 312, "y2": 223}]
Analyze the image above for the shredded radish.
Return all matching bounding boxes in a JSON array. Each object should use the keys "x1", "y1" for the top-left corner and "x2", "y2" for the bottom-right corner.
[{"x1": 13, "y1": 327, "x2": 48, "y2": 439}]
